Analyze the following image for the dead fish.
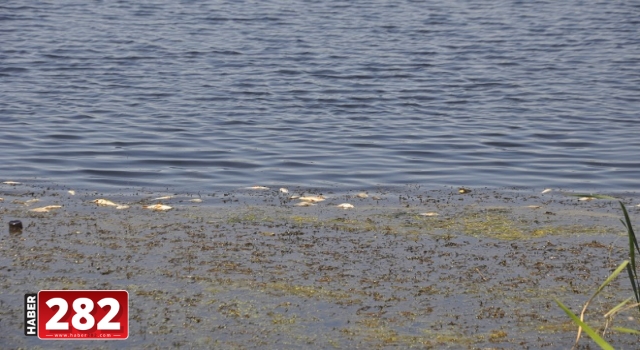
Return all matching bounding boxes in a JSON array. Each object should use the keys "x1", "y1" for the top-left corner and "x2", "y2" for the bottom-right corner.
[
  {"x1": 356, "y1": 192, "x2": 368, "y2": 198},
  {"x1": 420, "y1": 212, "x2": 439, "y2": 217},
  {"x1": 3, "y1": 181, "x2": 20, "y2": 185},
  {"x1": 578, "y1": 197, "x2": 595, "y2": 201},
  {"x1": 116, "y1": 205, "x2": 130, "y2": 210},
  {"x1": 295, "y1": 201, "x2": 316, "y2": 207},
  {"x1": 260, "y1": 231, "x2": 276, "y2": 237},
  {"x1": 337, "y1": 203, "x2": 354, "y2": 209},
  {"x1": 68, "y1": 190, "x2": 76, "y2": 195},
  {"x1": 289, "y1": 195, "x2": 301, "y2": 200},
  {"x1": 152, "y1": 195, "x2": 174, "y2": 200},
  {"x1": 143, "y1": 204, "x2": 172, "y2": 211},
  {"x1": 0, "y1": 198, "x2": 3, "y2": 202},
  {"x1": 92, "y1": 199, "x2": 118, "y2": 207},
  {"x1": 189, "y1": 198, "x2": 203, "y2": 203},
  {"x1": 246, "y1": 186, "x2": 269, "y2": 190},
  {"x1": 279, "y1": 188, "x2": 289, "y2": 194},
  {"x1": 526, "y1": 205, "x2": 541, "y2": 209},
  {"x1": 299, "y1": 195, "x2": 325, "y2": 202},
  {"x1": 541, "y1": 189, "x2": 552, "y2": 194},
  {"x1": 30, "y1": 205, "x2": 62, "y2": 213},
  {"x1": 371, "y1": 196, "x2": 382, "y2": 200},
  {"x1": 458, "y1": 188, "x2": 471, "y2": 194},
  {"x1": 24, "y1": 199, "x2": 40, "y2": 205}
]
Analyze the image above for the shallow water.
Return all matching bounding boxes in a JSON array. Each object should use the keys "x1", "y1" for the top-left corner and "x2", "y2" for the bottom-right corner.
[
  {"x1": 1, "y1": 185, "x2": 639, "y2": 348},
  {"x1": 2, "y1": 0, "x2": 640, "y2": 193}
]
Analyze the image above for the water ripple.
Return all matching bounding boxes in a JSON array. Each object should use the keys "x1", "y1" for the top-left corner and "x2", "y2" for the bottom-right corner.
[{"x1": 1, "y1": 0, "x2": 639, "y2": 193}]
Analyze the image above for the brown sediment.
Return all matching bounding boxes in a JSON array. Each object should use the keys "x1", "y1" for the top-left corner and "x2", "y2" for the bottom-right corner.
[{"x1": 1, "y1": 185, "x2": 639, "y2": 348}]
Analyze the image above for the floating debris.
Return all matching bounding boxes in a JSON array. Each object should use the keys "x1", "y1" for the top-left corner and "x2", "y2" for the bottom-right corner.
[
  {"x1": 299, "y1": 195, "x2": 325, "y2": 203},
  {"x1": 420, "y1": 212, "x2": 439, "y2": 217},
  {"x1": 92, "y1": 199, "x2": 119, "y2": 207},
  {"x1": 458, "y1": 187, "x2": 471, "y2": 194},
  {"x1": 3, "y1": 181, "x2": 20, "y2": 185},
  {"x1": 153, "y1": 195, "x2": 174, "y2": 200},
  {"x1": 526, "y1": 205, "x2": 541, "y2": 209},
  {"x1": 246, "y1": 186, "x2": 269, "y2": 190},
  {"x1": 116, "y1": 205, "x2": 130, "y2": 210},
  {"x1": 8, "y1": 220, "x2": 22, "y2": 234},
  {"x1": 337, "y1": 203, "x2": 354, "y2": 209},
  {"x1": 295, "y1": 202, "x2": 316, "y2": 207},
  {"x1": 541, "y1": 189, "x2": 552, "y2": 194},
  {"x1": 143, "y1": 204, "x2": 172, "y2": 211},
  {"x1": 68, "y1": 190, "x2": 76, "y2": 195},
  {"x1": 30, "y1": 205, "x2": 62, "y2": 213},
  {"x1": 279, "y1": 188, "x2": 289, "y2": 194},
  {"x1": 356, "y1": 192, "x2": 368, "y2": 198},
  {"x1": 189, "y1": 199, "x2": 203, "y2": 203},
  {"x1": 578, "y1": 197, "x2": 595, "y2": 201}
]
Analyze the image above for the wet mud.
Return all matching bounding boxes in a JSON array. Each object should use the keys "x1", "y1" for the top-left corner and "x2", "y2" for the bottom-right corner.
[{"x1": 1, "y1": 184, "x2": 639, "y2": 349}]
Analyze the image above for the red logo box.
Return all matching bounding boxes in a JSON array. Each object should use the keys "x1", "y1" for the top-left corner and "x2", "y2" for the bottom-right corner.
[{"x1": 37, "y1": 290, "x2": 129, "y2": 340}]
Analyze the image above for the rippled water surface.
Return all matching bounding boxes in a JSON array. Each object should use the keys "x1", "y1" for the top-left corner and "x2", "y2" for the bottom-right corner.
[{"x1": 2, "y1": 0, "x2": 639, "y2": 193}]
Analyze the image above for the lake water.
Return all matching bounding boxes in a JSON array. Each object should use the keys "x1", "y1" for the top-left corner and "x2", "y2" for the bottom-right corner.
[{"x1": 2, "y1": 0, "x2": 639, "y2": 194}]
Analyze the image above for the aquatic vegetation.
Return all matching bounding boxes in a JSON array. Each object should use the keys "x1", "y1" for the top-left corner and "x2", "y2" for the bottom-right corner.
[{"x1": 555, "y1": 202, "x2": 640, "y2": 349}]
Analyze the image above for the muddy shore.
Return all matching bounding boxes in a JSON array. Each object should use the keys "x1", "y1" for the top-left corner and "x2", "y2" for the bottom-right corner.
[{"x1": 1, "y1": 184, "x2": 639, "y2": 349}]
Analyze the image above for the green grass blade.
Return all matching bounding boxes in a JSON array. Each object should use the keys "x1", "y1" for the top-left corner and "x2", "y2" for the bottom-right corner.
[
  {"x1": 595, "y1": 260, "x2": 629, "y2": 296},
  {"x1": 620, "y1": 202, "x2": 640, "y2": 307},
  {"x1": 626, "y1": 264, "x2": 640, "y2": 306},
  {"x1": 612, "y1": 327, "x2": 640, "y2": 335},
  {"x1": 554, "y1": 298, "x2": 614, "y2": 350},
  {"x1": 620, "y1": 201, "x2": 640, "y2": 255},
  {"x1": 604, "y1": 297, "x2": 635, "y2": 319}
]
